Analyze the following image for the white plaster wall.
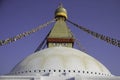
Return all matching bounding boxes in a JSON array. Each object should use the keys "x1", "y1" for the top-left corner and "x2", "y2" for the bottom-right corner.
[{"x1": 0, "y1": 75, "x2": 120, "y2": 80}]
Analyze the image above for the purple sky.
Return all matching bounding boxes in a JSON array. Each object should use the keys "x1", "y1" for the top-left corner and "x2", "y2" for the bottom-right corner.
[{"x1": 0, "y1": 0, "x2": 120, "y2": 76}]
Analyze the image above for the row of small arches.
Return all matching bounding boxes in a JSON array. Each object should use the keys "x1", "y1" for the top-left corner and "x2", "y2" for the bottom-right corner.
[{"x1": 12, "y1": 69, "x2": 111, "y2": 76}]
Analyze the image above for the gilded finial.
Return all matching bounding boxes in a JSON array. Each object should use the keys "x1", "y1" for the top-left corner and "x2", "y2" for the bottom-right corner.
[{"x1": 55, "y1": 3, "x2": 68, "y2": 20}]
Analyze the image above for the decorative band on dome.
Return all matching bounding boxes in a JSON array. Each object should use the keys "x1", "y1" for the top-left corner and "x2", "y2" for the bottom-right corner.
[{"x1": 11, "y1": 69, "x2": 111, "y2": 77}]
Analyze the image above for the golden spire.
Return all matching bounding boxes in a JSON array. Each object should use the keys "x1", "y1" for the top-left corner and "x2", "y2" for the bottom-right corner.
[
  {"x1": 55, "y1": 3, "x2": 68, "y2": 20},
  {"x1": 47, "y1": 4, "x2": 74, "y2": 48}
]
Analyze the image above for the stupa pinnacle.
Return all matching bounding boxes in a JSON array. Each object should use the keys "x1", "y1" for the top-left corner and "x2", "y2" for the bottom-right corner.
[
  {"x1": 47, "y1": 4, "x2": 74, "y2": 48},
  {"x1": 55, "y1": 3, "x2": 68, "y2": 20}
]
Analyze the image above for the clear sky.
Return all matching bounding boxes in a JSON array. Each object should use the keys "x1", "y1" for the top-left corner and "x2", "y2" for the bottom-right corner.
[{"x1": 0, "y1": 0, "x2": 120, "y2": 76}]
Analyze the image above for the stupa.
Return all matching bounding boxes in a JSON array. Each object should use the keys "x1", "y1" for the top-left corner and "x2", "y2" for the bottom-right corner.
[{"x1": 0, "y1": 4, "x2": 119, "y2": 80}]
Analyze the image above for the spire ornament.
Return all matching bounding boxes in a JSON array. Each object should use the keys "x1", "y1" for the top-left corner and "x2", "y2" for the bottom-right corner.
[{"x1": 55, "y1": 3, "x2": 68, "y2": 20}]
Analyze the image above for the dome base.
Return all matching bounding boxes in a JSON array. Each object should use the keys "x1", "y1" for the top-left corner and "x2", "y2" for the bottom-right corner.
[{"x1": 10, "y1": 47, "x2": 111, "y2": 76}]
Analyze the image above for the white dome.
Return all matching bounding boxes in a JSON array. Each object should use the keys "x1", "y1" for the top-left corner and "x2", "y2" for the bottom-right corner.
[{"x1": 10, "y1": 47, "x2": 111, "y2": 76}]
